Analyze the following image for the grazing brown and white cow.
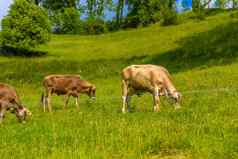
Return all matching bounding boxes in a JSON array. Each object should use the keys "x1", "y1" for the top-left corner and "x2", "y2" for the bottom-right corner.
[
  {"x1": 0, "y1": 83, "x2": 32, "y2": 123},
  {"x1": 121, "y1": 65, "x2": 181, "y2": 113},
  {"x1": 42, "y1": 74, "x2": 96, "y2": 112}
]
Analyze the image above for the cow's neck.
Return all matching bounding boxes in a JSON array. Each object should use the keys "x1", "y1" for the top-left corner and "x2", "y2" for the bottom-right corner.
[{"x1": 164, "y1": 78, "x2": 176, "y2": 95}]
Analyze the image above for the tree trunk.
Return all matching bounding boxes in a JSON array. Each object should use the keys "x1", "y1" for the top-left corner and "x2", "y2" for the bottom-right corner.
[{"x1": 116, "y1": 0, "x2": 124, "y2": 26}]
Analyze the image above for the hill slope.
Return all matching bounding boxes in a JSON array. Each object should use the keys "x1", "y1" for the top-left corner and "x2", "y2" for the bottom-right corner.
[{"x1": 0, "y1": 11, "x2": 238, "y2": 159}]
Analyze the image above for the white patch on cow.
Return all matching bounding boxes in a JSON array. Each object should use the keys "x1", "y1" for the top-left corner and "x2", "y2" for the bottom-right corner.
[
  {"x1": 0, "y1": 111, "x2": 4, "y2": 118},
  {"x1": 18, "y1": 109, "x2": 25, "y2": 117},
  {"x1": 174, "y1": 92, "x2": 180, "y2": 99},
  {"x1": 155, "y1": 87, "x2": 160, "y2": 96},
  {"x1": 122, "y1": 96, "x2": 127, "y2": 102}
]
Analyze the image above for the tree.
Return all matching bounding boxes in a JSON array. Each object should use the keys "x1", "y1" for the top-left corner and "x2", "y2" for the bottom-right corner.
[
  {"x1": 124, "y1": 0, "x2": 176, "y2": 27},
  {"x1": 116, "y1": 0, "x2": 125, "y2": 26},
  {"x1": 43, "y1": 0, "x2": 79, "y2": 10},
  {"x1": 33, "y1": 0, "x2": 41, "y2": 5},
  {"x1": 192, "y1": 0, "x2": 212, "y2": 11},
  {"x1": 42, "y1": 0, "x2": 81, "y2": 34},
  {"x1": 85, "y1": 0, "x2": 113, "y2": 19},
  {"x1": 1, "y1": 0, "x2": 51, "y2": 51},
  {"x1": 52, "y1": 7, "x2": 82, "y2": 34}
]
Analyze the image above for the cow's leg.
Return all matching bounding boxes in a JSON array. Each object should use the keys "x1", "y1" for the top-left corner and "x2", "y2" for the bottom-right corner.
[
  {"x1": 126, "y1": 96, "x2": 131, "y2": 112},
  {"x1": 47, "y1": 89, "x2": 53, "y2": 112},
  {"x1": 153, "y1": 87, "x2": 161, "y2": 112},
  {"x1": 43, "y1": 96, "x2": 46, "y2": 112},
  {"x1": 153, "y1": 95, "x2": 161, "y2": 112},
  {"x1": 75, "y1": 96, "x2": 80, "y2": 110},
  {"x1": 43, "y1": 90, "x2": 48, "y2": 112},
  {"x1": 63, "y1": 95, "x2": 70, "y2": 109},
  {"x1": 122, "y1": 80, "x2": 129, "y2": 113},
  {"x1": 0, "y1": 108, "x2": 6, "y2": 124}
]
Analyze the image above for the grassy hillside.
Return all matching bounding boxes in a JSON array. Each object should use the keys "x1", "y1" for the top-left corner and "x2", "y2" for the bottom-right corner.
[{"x1": 0, "y1": 11, "x2": 238, "y2": 159}]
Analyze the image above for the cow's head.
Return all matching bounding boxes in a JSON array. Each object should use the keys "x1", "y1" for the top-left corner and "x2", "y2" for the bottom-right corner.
[
  {"x1": 15, "y1": 106, "x2": 32, "y2": 123},
  {"x1": 170, "y1": 91, "x2": 182, "y2": 109},
  {"x1": 87, "y1": 85, "x2": 96, "y2": 100}
]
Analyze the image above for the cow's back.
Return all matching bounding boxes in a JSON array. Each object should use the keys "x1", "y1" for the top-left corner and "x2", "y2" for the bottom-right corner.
[
  {"x1": 0, "y1": 83, "x2": 19, "y2": 103},
  {"x1": 43, "y1": 74, "x2": 80, "y2": 87},
  {"x1": 43, "y1": 75, "x2": 84, "y2": 95},
  {"x1": 122, "y1": 65, "x2": 170, "y2": 91}
]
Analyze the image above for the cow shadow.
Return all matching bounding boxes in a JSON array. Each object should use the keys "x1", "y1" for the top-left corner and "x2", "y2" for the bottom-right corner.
[
  {"x1": 145, "y1": 20, "x2": 238, "y2": 73},
  {"x1": 0, "y1": 46, "x2": 47, "y2": 57}
]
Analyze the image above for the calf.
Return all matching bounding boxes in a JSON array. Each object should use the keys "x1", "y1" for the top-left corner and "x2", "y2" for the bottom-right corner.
[
  {"x1": 0, "y1": 83, "x2": 31, "y2": 123},
  {"x1": 121, "y1": 65, "x2": 181, "y2": 113},
  {"x1": 42, "y1": 74, "x2": 96, "y2": 112}
]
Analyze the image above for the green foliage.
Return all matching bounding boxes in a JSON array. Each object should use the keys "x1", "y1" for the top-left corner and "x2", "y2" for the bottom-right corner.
[
  {"x1": 83, "y1": 18, "x2": 108, "y2": 34},
  {"x1": 126, "y1": 0, "x2": 160, "y2": 27},
  {"x1": 85, "y1": 0, "x2": 113, "y2": 19},
  {"x1": 43, "y1": 0, "x2": 78, "y2": 10},
  {"x1": 52, "y1": 8, "x2": 82, "y2": 34},
  {"x1": 0, "y1": 0, "x2": 51, "y2": 51},
  {"x1": 42, "y1": 0, "x2": 81, "y2": 34},
  {"x1": 124, "y1": 0, "x2": 177, "y2": 27},
  {"x1": 159, "y1": 3, "x2": 178, "y2": 26}
]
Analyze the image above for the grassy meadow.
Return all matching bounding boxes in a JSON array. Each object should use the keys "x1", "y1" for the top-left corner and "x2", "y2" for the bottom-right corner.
[{"x1": 0, "y1": 11, "x2": 238, "y2": 159}]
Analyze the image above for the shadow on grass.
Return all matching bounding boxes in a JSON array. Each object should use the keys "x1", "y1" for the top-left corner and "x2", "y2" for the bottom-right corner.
[
  {"x1": 146, "y1": 20, "x2": 238, "y2": 73},
  {"x1": 0, "y1": 46, "x2": 47, "y2": 57},
  {"x1": 203, "y1": 8, "x2": 236, "y2": 17}
]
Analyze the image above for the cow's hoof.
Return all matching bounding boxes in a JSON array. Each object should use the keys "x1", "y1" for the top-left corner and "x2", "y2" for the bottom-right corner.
[
  {"x1": 153, "y1": 107, "x2": 160, "y2": 112},
  {"x1": 122, "y1": 110, "x2": 127, "y2": 114}
]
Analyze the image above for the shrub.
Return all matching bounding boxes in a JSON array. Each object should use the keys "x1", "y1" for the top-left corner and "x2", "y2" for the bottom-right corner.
[
  {"x1": 83, "y1": 19, "x2": 108, "y2": 35},
  {"x1": 160, "y1": 6, "x2": 178, "y2": 26},
  {"x1": 122, "y1": 15, "x2": 141, "y2": 28},
  {"x1": 124, "y1": 0, "x2": 177, "y2": 28},
  {"x1": 51, "y1": 7, "x2": 82, "y2": 34},
  {"x1": 1, "y1": 0, "x2": 51, "y2": 51}
]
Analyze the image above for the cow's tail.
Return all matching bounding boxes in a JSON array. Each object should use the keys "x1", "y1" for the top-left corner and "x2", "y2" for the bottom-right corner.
[{"x1": 41, "y1": 92, "x2": 45, "y2": 106}]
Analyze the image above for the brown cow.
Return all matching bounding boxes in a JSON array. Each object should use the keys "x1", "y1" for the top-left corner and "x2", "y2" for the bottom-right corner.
[
  {"x1": 42, "y1": 74, "x2": 96, "y2": 112},
  {"x1": 0, "y1": 83, "x2": 32, "y2": 123},
  {"x1": 121, "y1": 65, "x2": 181, "y2": 113}
]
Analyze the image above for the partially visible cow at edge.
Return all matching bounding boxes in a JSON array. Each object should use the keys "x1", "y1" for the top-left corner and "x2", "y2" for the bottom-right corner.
[
  {"x1": 42, "y1": 74, "x2": 96, "y2": 112},
  {"x1": 0, "y1": 83, "x2": 32, "y2": 123},
  {"x1": 121, "y1": 65, "x2": 182, "y2": 113}
]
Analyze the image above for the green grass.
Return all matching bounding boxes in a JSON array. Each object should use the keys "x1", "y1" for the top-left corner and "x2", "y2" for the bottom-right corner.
[{"x1": 0, "y1": 11, "x2": 238, "y2": 159}]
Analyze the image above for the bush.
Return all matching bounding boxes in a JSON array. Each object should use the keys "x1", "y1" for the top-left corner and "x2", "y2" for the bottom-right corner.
[
  {"x1": 123, "y1": 0, "x2": 177, "y2": 28},
  {"x1": 122, "y1": 15, "x2": 141, "y2": 28},
  {"x1": 124, "y1": 0, "x2": 160, "y2": 28},
  {"x1": 1, "y1": 0, "x2": 51, "y2": 51},
  {"x1": 106, "y1": 20, "x2": 121, "y2": 32},
  {"x1": 51, "y1": 7, "x2": 82, "y2": 34},
  {"x1": 160, "y1": 6, "x2": 178, "y2": 26},
  {"x1": 83, "y1": 19, "x2": 108, "y2": 35}
]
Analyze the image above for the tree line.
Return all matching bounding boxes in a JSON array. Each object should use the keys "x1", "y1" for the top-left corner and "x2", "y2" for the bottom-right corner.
[
  {"x1": 27, "y1": 0, "x2": 178, "y2": 34},
  {"x1": 1, "y1": 0, "x2": 237, "y2": 52},
  {"x1": 31, "y1": 0, "x2": 238, "y2": 34}
]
